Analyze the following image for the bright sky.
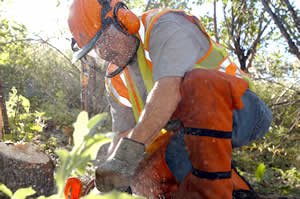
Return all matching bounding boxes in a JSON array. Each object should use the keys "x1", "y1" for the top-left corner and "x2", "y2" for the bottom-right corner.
[
  {"x1": 2, "y1": 0, "x2": 299, "y2": 53},
  {"x1": 2, "y1": 0, "x2": 72, "y2": 49},
  {"x1": 1, "y1": 0, "x2": 213, "y2": 50}
]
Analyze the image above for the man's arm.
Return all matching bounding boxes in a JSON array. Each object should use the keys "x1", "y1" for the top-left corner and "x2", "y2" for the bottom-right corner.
[{"x1": 128, "y1": 76, "x2": 182, "y2": 147}]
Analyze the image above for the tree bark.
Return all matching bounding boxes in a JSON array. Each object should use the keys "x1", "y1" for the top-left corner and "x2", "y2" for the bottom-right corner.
[
  {"x1": 0, "y1": 106, "x2": 3, "y2": 141},
  {"x1": 88, "y1": 61, "x2": 97, "y2": 117},
  {"x1": 81, "y1": 60, "x2": 89, "y2": 113},
  {"x1": 0, "y1": 142, "x2": 55, "y2": 197},
  {"x1": 98, "y1": 62, "x2": 109, "y2": 113},
  {"x1": 82, "y1": 56, "x2": 107, "y2": 116},
  {"x1": 0, "y1": 69, "x2": 10, "y2": 136},
  {"x1": 213, "y1": 0, "x2": 219, "y2": 43},
  {"x1": 283, "y1": 0, "x2": 300, "y2": 33},
  {"x1": 145, "y1": 0, "x2": 152, "y2": 11},
  {"x1": 260, "y1": 0, "x2": 300, "y2": 61}
]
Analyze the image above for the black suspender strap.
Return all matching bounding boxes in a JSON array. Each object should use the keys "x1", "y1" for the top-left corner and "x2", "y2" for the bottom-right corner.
[
  {"x1": 183, "y1": 127, "x2": 232, "y2": 139},
  {"x1": 192, "y1": 168, "x2": 232, "y2": 180}
]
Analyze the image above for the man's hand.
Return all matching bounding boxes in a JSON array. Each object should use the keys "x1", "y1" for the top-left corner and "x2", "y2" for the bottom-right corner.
[
  {"x1": 95, "y1": 169, "x2": 131, "y2": 192},
  {"x1": 129, "y1": 76, "x2": 182, "y2": 147},
  {"x1": 95, "y1": 138, "x2": 145, "y2": 192}
]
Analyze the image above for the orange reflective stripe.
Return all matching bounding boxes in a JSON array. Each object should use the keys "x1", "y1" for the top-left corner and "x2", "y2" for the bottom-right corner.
[
  {"x1": 217, "y1": 56, "x2": 230, "y2": 71},
  {"x1": 196, "y1": 39, "x2": 213, "y2": 64},
  {"x1": 105, "y1": 77, "x2": 131, "y2": 108},
  {"x1": 226, "y1": 62, "x2": 238, "y2": 77},
  {"x1": 124, "y1": 69, "x2": 142, "y2": 113},
  {"x1": 217, "y1": 56, "x2": 244, "y2": 78},
  {"x1": 106, "y1": 64, "x2": 132, "y2": 107},
  {"x1": 146, "y1": 59, "x2": 153, "y2": 71},
  {"x1": 144, "y1": 9, "x2": 187, "y2": 50},
  {"x1": 142, "y1": 9, "x2": 214, "y2": 65},
  {"x1": 141, "y1": 8, "x2": 160, "y2": 28},
  {"x1": 111, "y1": 75, "x2": 130, "y2": 101}
]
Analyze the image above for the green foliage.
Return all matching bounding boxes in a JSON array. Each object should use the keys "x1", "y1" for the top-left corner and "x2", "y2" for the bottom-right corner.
[
  {"x1": 0, "y1": 17, "x2": 29, "y2": 64},
  {"x1": 5, "y1": 87, "x2": 45, "y2": 141},
  {"x1": 0, "y1": 111, "x2": 142, "y2": 199},
  {"x1": 0, "y1": 17, "x2": 32, "y2": 95},
  {"x1": 0, "y1": 184, "x2": 12, "y2": 197},
  {"x1": 84, "y1": 191, "x2": 144, "y2": 199},
  {"x1": 233, "y1": 76, "x2": 300, "y2": 197},
  {"x1": 50, "y1": 111, "x2": 143, "y2": 198},
  {"x1": 23, "y1": 44, "x2": 81, "y2": 128},
  {"x1": 255, "y1": 163, "x2": 266, "y2": 182},
  {"x1": 0, "y1": 184, "x2": 36, "y2": 199},
  {"x1": 54, "y1": 112, "x2": 111, "y2": 197}
]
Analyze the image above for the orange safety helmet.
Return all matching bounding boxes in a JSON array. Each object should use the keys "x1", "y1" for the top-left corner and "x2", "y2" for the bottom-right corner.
[{"x1": 68, "y1": 0, "x2": 140, "y2": 63}]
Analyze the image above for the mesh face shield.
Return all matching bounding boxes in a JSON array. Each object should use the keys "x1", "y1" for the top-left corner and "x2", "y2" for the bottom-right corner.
[
  {"x1": 92, "y1": 23, "x2": 140, "y2": 77},
  {"x1": 70, "y1": 1, "x2": 140, "y2": 78}
]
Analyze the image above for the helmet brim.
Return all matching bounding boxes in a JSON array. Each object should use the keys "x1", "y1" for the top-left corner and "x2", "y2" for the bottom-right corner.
[{"x1": 72, "y1": 29, "x2": 103, "y2": 64}]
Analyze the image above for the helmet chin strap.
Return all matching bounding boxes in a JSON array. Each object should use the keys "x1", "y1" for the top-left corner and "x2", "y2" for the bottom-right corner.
[
  {"x1": 105, "y1": 2, "x2": 140, "y2": 78},
  {"x1": 105, "y1": 35, "x2": 140, "y2": 78}
]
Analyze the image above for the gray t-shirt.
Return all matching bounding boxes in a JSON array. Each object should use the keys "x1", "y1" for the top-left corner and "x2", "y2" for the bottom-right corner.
[{"x1": 107, "y1": 12, "x2": 210, "y2": 132}]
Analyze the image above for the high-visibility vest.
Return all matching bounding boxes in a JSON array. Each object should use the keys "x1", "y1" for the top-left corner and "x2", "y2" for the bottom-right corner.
[{"x1": 105, "y1": 9, "x2": 255, "y2": 122}]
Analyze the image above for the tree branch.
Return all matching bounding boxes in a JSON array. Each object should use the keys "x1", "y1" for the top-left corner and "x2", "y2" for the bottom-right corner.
[
  {"x1": 270, "y1": 99, "x2": 299, "y2": 108},
  {"x1": 37, "y1": 37, "x2": 80, "y2": 74},
  {"x1": 246, "y1": 17, "x2": 272, "y2": 69},
  {"x1": 144, "y1": 0, "x2": 152, "y2": 11},
  {"x1": 213, "y1": 0, "x2": 219, "y2": 43},
  {"x1": 283, "y1": 0, "x2": 300, "y2": 33},
  {"x1": 261, "y1": 0, "x2": 300, "y2": 60},
  {"x1": 275, "y1": 79, "x2": 300, "y2": 104}
]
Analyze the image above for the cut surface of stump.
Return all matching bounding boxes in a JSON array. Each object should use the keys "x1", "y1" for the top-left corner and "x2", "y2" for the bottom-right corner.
[{"x1": 0, "y1": 142, "x2": 55, "y2": 197}]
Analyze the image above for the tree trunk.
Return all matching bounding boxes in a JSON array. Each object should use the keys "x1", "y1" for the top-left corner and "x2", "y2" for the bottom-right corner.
[
  {"x1": 0, "y1": 106, "x2": 3, "y2": 141},
  {"x1": 87, "y1": 57, "x2": 98, "y2": 117},
  {"x1": 0, "y1": 69, "x2": 10, "y2": 136},
  {"x1": 283, "y1": 0, "x2": 300, "y2": 33},
  {"x1": 81, "y1": 60, "x2": 89, "y2": 113},
  {"x1": 144, "y1": 0, "x2": 152, "y2": 11},
  {"x1": 213, "y1": 0, "x2": 219, "y2": 43},
  {"x1": 97, "y1": 62, "x2": 108, "y2": 113},
  {"x1": 0, "y1": 142, "x2": 55, "y2": 197},
  {"x1": 82, "y1": 56, "x2": 107, "y2": 116},
  {"x1": 260, "y1": 0, "x2": 300, "y2": 61}
]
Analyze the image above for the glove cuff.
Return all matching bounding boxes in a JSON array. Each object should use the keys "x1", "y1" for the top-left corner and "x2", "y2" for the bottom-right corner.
[{"x1": 101, "y1": 138, "x2": 145, "y2": 176}]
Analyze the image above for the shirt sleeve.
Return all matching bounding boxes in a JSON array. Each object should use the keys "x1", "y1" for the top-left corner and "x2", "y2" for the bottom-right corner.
[
  {"x1": 106, "y1": 93, "x2": 136, "y2": 132},
  {"x1": 148, "y1": 12, "x2": 210, "y2": 82}
]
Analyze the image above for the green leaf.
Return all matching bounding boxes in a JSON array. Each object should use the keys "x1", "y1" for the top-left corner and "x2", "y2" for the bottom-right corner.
[
  {"x1": 255, "y1": 163, "x2": 266, "y2": 182},
  {"x1": 56, "y1": 0, "x2": 60, "y2": 7},
  {"x1": 87, "y1": 112, "x2": 108, "y2": 129},
  {"x1": 73, "y1": 111, "x2": 89, "y2": 147},
  {"x1": 0, "y1": 184, "x2": 13, "y2": 197},
  {"x1": 20, "y1": 96, "x2": 30, "y2": 113},
  {"x1": 55, "y1": 149, "x2": 69, "y2": 164},
  {"x1": 12, "y1": 187, "x2": 36, "y2": 199},
  {"x1": 82, "y1": 134, "x2": 111, "y2": 160},
  {"x1": 85, "y1": 190, "x2": 145, "y2": 199}
]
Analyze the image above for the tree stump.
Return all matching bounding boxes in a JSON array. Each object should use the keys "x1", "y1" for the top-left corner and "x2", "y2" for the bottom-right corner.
[{"x1": 0, "y1": 142, "x2": 55, "y2": 197}]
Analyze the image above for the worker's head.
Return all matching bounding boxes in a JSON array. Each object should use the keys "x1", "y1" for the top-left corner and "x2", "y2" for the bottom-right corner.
[{"x1": 68, "y1": 0, "x2": 140, "y2": 76}]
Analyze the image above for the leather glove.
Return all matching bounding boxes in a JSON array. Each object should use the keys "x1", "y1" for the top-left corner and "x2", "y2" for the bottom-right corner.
[{"x1": 95, "y1": 137, "x2": 145, "y2": 192}]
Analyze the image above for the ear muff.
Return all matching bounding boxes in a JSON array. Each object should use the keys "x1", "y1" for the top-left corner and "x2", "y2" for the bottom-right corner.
[
  {"x1": 116, "y1": 8, "x2": 140, "y2": 35},
  {"x1": 113, "y1": 2, "x2": 140, "y2": 35}
]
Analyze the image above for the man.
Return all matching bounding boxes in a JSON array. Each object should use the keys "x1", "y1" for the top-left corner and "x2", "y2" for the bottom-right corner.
[{"x1": 67, "y1": 0, "x2": 272, "y2": 198}]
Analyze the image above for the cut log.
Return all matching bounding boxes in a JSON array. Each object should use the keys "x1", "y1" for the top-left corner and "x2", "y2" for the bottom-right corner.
[{"x1": 0, "y1": 142, "x2": 55, "y2": 197}]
